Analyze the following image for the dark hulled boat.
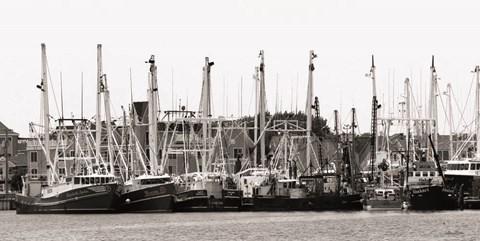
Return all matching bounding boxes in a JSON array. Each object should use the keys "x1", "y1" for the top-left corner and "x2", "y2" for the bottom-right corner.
[
  {"x1": 408, "y1": 185, "x2": 457, "y2": 210},
  {"x1": 117, "y1": 175, "x2": 175, "y2": 212},
  {"x1": 16, "y1": 175, "x2": 121, "y2": 214},
  {"x1": 237, "y1": 169, "x2": 362, "y2": 211},
  {"x1": 407, "y1": 136, "x2": 458, "y2": 210},
  {"x1": 173, "y1": 172, "x2": 243, "y2": 212}
]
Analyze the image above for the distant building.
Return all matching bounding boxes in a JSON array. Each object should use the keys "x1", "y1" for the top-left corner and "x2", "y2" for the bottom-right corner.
[{"x1": 0, "y1": 121, "x2": 28, "y2": 192}]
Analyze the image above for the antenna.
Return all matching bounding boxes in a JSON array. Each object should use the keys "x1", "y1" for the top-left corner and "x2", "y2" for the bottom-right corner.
[
  {"x1": 81, "y1": 72, "x2": 84, "y2": 119},
  {"x1": 60, "y1": 72, "x2": 64, "y2": 119},
  {"x1": 296, "y1": 72, "x2": 299, "y2": 114},
  {"x1": 129, "y1": 68, "x2": 133, "y2": 104},
  {"x1": 241, "y1": 77, "x2": 243, "y2": 117},
  {"x1": 275, "y1": 73, "x2": 279, "y2": 113}
]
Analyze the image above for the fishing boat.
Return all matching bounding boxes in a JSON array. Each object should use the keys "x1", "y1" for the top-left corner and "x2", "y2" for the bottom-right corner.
[
  {"x1": 117, "y1": 55, "x2": 175, "y2": 212},
  {"x1": 236, "y1": 50, "x2": 362, "y2": 211},
  {"x1": 443, "y1": 65, "x2": 480, "y2": 210},
  {"x1": 363, "y1": 56, "x2": 405, "y2": 211},
  {"x1": 167, "y1": 57, "x2": 243, "y2": 212},
  {"x1": 118, "y1": 174, "x2": 175, "y2": 212},
  {"x1": 406, "y1": 58, "x2": 457, "y2": 210},
  {"x1": 363, "y1": 187, "x2": 403, "y2": 211},
  {"x1": 16, "y1": 44, "x2": 121, "y2": 214}
]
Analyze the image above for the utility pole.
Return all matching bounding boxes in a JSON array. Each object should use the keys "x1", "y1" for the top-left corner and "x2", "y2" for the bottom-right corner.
[{"x1": 3, "y1": 129, "x2": 9, "y2": 194}]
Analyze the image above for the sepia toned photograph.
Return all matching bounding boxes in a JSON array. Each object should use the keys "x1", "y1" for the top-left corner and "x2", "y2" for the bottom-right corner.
[{"x1": 0, "y1": 0, "x2": 478, "y2": 240}]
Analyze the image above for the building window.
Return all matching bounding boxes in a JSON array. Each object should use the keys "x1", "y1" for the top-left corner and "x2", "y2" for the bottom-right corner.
[
  {"x1": 168, "y1": 166, "x2": 173, "y2": 174},
  {"x1": 168, "y1": 153, "x2": 177, "y2": 160},
  {"x1": 439, "y1": 150, "x2": 450, "y2": 161},
  {"x1": 145, "y1": 132, "x2": 149, "y2": 146},
  {"x1": 70, "y1": 150, "x2": 75, "y2": 158},
  {"x1": 30, "y1": 151, "x2": 38, "y2": 162},
  {"x1": 146, "y1": 148, "x2": 150, "y2": 160},
  {"x1": 70, "y1": 167, "x2": 74, "y2": 175},
  {"x1": 59, "y1": 168, "x2": 66, "y2": 176},
  {"x1": 233, "y1": 148, "x2": 244, "y2": 158},
  {"x1": 31, "y1": 169, "x2": 38, "y2": 179}
]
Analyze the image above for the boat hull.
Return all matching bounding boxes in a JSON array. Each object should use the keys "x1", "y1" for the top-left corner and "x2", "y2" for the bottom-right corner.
[
  {"x1": 464, "y1": 198, "x2": 480, "y2": 209},
  {"x1": 241, "y1": 194, "x2": 363, "y2": 211},
  {"x1": 409, "y1": 185, "x2": 458, "y2": 210},
  {"x1": 173, "y1": 189, "x2": 243, "y2": 212},
  {"x1": 173, "y1": 189, "x2": 210, "y2": 212},
  {"x1": 117, "y1": 182, "x2": 175, "y2": 213},
  {"x1": 15, "y1": 183, "x2": 121, "y2": 214},
  {"x1": 363, "y1": 199, "x2": 404, "y2": 211}
]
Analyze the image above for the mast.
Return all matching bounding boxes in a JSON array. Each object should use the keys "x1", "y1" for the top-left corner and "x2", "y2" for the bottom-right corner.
[
  {"x1": 259, "y1": 50, "x2": 267, "y2": 167},
  {"x1": 103, "y1": 75, "x2": 114, "y2": 175},
  {"x1": 253, "y1": 67, "x2": 259, "y2": 168},
  {"x1": 351, "y1": 107, "x2": 356, "y2": 175},
  {"x1": 306, "y1": 50, "x2": 317, "y2": 170},
  {"x1": 475, "y1": 66, "x2": 480, "y2": 160},
  {"x1": 200, "y1": 57, "x2": 214, "y2": 172},
  {"x1": 129, "y1": 69, "x2": 136, "y2": 178},
  {"x1": 428, "y1": 56, "x2": 438, "y2": 161},
  {"x1": 95, "y1": 44, "x2": 103, "y2": 168},
  {"x1": 122, "y1": 105, "x2": 129, "y2": 180},
  {"x1": 446, "y1": 84, "x2": 454, "y2": 159},
  {"x1": 147, "y1": 55, "x2": 159, "y2": 175},
  {"x1": 40, "y1": 43, "x2": 52, "y2": 185},
  {"x1": 369, "y1": 55, "x2": 378, "y2": 180},
  {"x1": 405, "y1": 78, "x2": 411, "y2": 187}
]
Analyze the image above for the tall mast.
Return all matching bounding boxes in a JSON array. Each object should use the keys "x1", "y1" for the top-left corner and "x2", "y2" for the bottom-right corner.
[
  {"x1": 253, "y1": 67, "x2": 259, "y2": 167},
  {"x1": 306, "y1": 50, "x2": 317, "y2": 170},
  {"x1": 147, "y1": 55, "x2": 159, "y2": 175},
  {"x1": 258, "y1": 50, "x2": 267, "y2": 167},
  {"x1": 428, "y1": 56, "x2": 438, "y2": 161},
  {"x1": 475, "y1": 66, "x2": 480, "y2": 159},
  {"x1": 95, "y1": 44, "x2": 103, "y2": 167},
  {"x1": 369, "y1": 55, "x2": 378, "y2": 179},
  {"x1": 40, "y1": 43, "x2": 52, "y2": 184},
  {"x1": 446, "y1": 84, "x2": 454, "y2": 159},
  {"x1": 103, "y1": 74, "x2": 114, "y2": 175},
  {"x1": 351, "y1": 107, "x2": 356, "y2": 167},
  {"x1": 200, "y1": 57, "x2": 214, "y2": 172},
  {"x1": 405, "y1": 78, "x2": 411, "y2": 187}
]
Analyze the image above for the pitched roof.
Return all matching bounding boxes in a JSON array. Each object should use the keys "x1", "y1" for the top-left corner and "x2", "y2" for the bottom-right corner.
[{"x1": 0, "y1": 121, "x2": 19, "y2": 136}]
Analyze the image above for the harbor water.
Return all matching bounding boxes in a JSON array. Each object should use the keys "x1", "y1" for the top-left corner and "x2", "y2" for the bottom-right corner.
[{"x1": 0, "y1": 210, "x2": 478, "y2": 241}]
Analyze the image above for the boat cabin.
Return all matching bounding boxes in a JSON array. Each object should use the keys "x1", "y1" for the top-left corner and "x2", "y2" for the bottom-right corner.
[
  {"x1": 445, "y1": 160, "x2": 480, "y2": 177},
  {"x1": 73, "y1": 175, "x2": 115, "y2": 185}
]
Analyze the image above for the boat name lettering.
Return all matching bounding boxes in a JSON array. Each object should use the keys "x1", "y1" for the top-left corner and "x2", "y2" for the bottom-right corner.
[
  {"x1": 442, "y1": 188, "x2": 454, "y2": 193},
  {"x1": 66, "y1": 189, "x2": 91, "y2": 199},
  {"x1": 88, "y1": 185, "x2": 109, "y2": 193},
  {"x1": 144, "y1": 187, "x2": 166, "y2": 197},
  {"x1": 412, "y1": 188, "x2": 429, "y2": 194}
]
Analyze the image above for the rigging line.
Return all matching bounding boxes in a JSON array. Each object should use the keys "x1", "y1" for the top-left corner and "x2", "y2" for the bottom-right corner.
[
  {"x1": 435, "y1": 83, "x2": 449, "y2": 134},
  {"x1": 408, "y1": 81, "x2": 421, "y2": 119},
  {"x1": 341, "y1": 109, "x2": 352, "y2": 129},
  {"x1": 45, "y1": 56, "x2": 61, "y2": 118},
  {"x1": 451, "y1": 89, "x2": 469, "y2": 134},
  {"x1": 247, "y1": 78, "x2": 255, "y2": 116},
  {"x1": 454, "y1": 73, "x2": 476, "y2": 132}
]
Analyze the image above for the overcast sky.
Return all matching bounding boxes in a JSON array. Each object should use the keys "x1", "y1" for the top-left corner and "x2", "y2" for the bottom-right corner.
[{"x1": 1, "y1": 0, "x2": 479, "y2": 136}]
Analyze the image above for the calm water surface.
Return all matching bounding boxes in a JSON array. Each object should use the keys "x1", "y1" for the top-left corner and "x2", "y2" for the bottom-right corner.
[{"x1": 0, "y1": 210, "x2": 478, "y2": 241}]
